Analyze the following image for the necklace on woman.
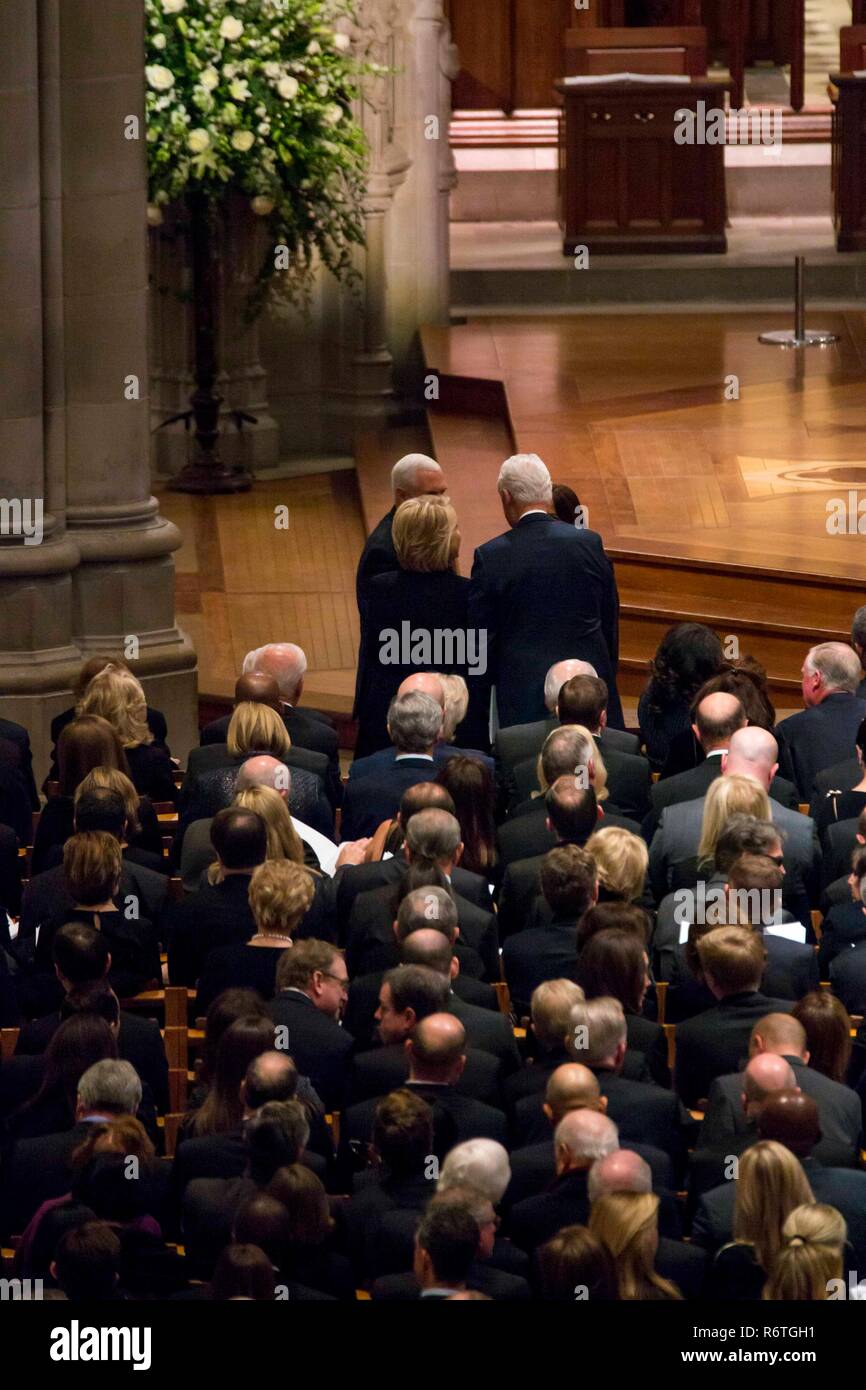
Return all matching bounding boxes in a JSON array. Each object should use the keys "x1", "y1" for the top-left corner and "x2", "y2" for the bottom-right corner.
[{"x1": 252, "y1": 932, "x2": 293, "y2": 945}]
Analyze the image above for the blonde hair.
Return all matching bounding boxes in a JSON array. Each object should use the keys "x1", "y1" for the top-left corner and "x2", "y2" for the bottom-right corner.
[
  {"x1": 537, "y1": 725, "x2": 608, "y2": 802},
  {"x1": 763, "y1": 1204, "x2": 846, "y2": 1301},
  {"x1": 697, "y1": 774, "x2": 770, "y2": 866},
  {"x1": 75, "y1": 766, "x2": 143, "y2": 838},
  {"x1": 234, "y1": 784, "x2": 305, "y2": 866},
  {"x1": 392, "y1": 496, "x2": 459, "y2": 573},
  {"x1": 733, "y1": 1141, "x2": 815, "y2": 1272},
  {"x1": 590, "y1": 1192, "x2": 681, "y2": 1301},
  {"x1": 248, "y1": 859, "x2": 316, "y2": 938},
  {"x1": 78, "y1": 665, "x2": 152, "y2": 749},
  {"x1": 227, "y1": 702, "x2": 291, "y2": 759},
  {"x1": 437, "y1": 673, "x2": 469, "y2": 743},
  {"x1": 531, "y1": 979, "x2": 585, "y2": 1050},
  {"x1": 584, "y1": 827, "x2": 648, "y2": 903}
]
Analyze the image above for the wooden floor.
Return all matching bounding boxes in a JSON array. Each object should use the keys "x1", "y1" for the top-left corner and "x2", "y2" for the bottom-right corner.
[{"x1": 160, "y1": 310, "x2": 866, "y2": 720}]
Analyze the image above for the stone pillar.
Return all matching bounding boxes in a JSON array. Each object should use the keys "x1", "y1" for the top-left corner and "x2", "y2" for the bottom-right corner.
[{"x1": 0, "y1": 0, "x2": 197, "y2": 778}]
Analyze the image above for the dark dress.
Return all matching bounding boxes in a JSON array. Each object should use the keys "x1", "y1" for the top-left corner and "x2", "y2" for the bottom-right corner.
[
  {"x1": 195, "y1": 942, "x2": 287, "y2": 1015},
  {"x1": 638, "y1": 687, "x2": 693, "y2": 773},
  {"x1": 815, "y1": 788, "x2": 866, "y2": 839},
  {"x1": 124, "y1": 743, "x2": 177, "y2": 806},
  {"x1": 355, "y1": 568, "x2": 486, "y2": 756}
]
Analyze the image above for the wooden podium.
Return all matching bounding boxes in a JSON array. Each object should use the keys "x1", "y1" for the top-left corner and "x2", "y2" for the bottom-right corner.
[
  {"x1": 831, "y1": 73, "x2": 866, "y2": 252},
  {"x1": 557, "y1": 77, "x2": 728, "y2": 254}
]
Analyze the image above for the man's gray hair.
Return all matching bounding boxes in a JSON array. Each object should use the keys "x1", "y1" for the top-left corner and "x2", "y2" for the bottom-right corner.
[
  {"x1": 543, "y1": 659, "x2": 598, "y2": 712},
  {"x1": 542, "y1": 725, "x2": 597, "y2": 783},
  {"x1": 498, "y1": 454, "x2": 552, "y2": 506},
  {"x1": 405, "y1": 808, "x2": 461, "y2": 863},
  {"x1": 852, "y1": 606, "x2": 866, "y2": 651},
  {"x1": 387, "y1": 691, "x2": 443, "y2": 752},
  {"x1": 588, "y1": 1150, "x2": 653, "y2": 1203},
  {"x1": 77, "y1": 1059, "x2": 142, "y2": 1115},
  {"x1": 554, "y1": 1109, "x2": 619, "y2": 1162},
  {"x1": 805, "y1": 642, "x2": 862, "y2": 694},
  {"x1": 438, "y1": 1139, "x2": 511, "y2": 1204},
  {"x1": 568, "y1": 997, "x2": 627, "y2": 1066},
  {"x1": 391, "y1": 453, "x2": 442, "y2": 497},
  {"x1": 242, "y1": 643, "x2": 307, "y2": 698},
  {"x1": 397, "y1": 885, "x2": 459, "y2": 938}
]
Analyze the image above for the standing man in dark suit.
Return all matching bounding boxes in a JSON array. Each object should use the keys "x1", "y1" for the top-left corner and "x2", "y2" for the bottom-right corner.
[
  {"x1": 0, "y1": 712, "x2": 39, "y2": 809},
  {"x1": 469, "y1": 454, "x2": 622, "y2": 731},
  {"x1": 267, "y1": 938, "x2": 354, "y2": 1110},
  {"x1": 776, "y1": 643, "x2": 866, "y2": 800},
  {"x1": 341, "y1": 692, "x2": 444, "y2": 840},
  {"x1": 354, "y1": 454, "x2": 448, "y2": 728},
  {"x1": 674, "y1": 926, "x2": 793, "y2": 1108}
]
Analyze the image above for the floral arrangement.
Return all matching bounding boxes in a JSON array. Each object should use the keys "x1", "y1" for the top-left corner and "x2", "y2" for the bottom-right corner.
[{"x1": 145, "y1": 0, "x2": 370, "y2": 311}]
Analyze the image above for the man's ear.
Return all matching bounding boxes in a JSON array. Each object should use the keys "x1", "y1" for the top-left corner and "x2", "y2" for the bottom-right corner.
[
  {"x1": 392, "y1": 918, "x2": 400, "y2": 941},
  {"x1": 454, "y1": 841, "x2": 464, "y2": 866},
  {"x1": 771, "y1": 762, "x2": 779, "y2": 782},
  {"x1": 691, "y1": 722, "x2": 700, "y2": 743},
  {"x1": 597, "y1": 1095, "x2": 608, "y2": 1114},
  {"x1": 542, "y1": 1101, "x2": 553, "y2": 1124},
  {"x1": 449, "y1": 956, "x2": 459, "y2": 980},
  {"x1": 453, "y1": 1052, "x2": 466, "y2": 1080},
  {"x1": 50, "y1": 1261, "x2": 58, "y2": 1282}
]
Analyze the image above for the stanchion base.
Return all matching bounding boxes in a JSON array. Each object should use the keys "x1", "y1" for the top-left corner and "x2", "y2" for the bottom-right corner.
[{"x1": 758, "y1": 330, "x2": 840, "y2": 348}]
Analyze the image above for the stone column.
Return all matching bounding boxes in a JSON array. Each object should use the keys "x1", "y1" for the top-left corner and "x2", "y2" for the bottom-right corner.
[{"x1": 57, "y1": 0, "x2": 197, "y2": 759}]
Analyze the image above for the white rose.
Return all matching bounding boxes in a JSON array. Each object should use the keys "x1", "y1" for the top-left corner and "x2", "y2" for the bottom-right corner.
[
  {"x1": 146, "y1": 64, "x2": 175, "y2": 92},
  {"x1": 307, "y1": 41, "x2": 321, "y2": 55},
  {"x1": 229, "y1": 78, "x2": 250, "y2": 100},
  {"x1": 152, "y1": 33, "x2": 167, "y2": 50},
  {"x1": 277, "y1": 75, "x2": 299, "y2": 100},
  {"x1": 188, "y1": 127, "x2": 211, "y2": 153},
  {"x1": 201, "y1": 66, "x2": 219, "y2": 90},
  {"x1": 147, "y1": 203, "x2": 164, "y2": 227},
  {"x1": 223, "y1": 63, "x2": 237, "y2": 78},
  {"x1": 162, "y1": 0, "x2": 185, "y2": 12},
  {"x1": 251, "y1": 196, "x2": 274, "y2": 216},
  {"x1": 264, "y1": 62, "x2": 280, "y2": 79},
  {"x1": 323, "y1": 103, "x2": 343, "y2": 125},
  {"x1": 231, "y1": 129, "x2": 255, "y2": 151},
  {"x1": 333, "y1": 32, "x2": 351, "y2": 52},
  {"x1": 220, "y1": 16, "x2": 244, "y2": 41},
  {"x1": 317, "y1": 81, "x2": 328, "y2": 97},
  {"x1": 257, "y1": 121, "x2": 271, "y2": 135}
]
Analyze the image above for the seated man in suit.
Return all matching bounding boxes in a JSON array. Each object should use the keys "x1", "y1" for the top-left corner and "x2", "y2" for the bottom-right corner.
[
  {"x1": 0, "y1": 1058, "x2": 143, "y2": 1239},
  {"x1": 15, "y1": 920, "x2": 168, "y2": 1113},
  {"x1": 852, "y1": 604, "x2": 866, "y2": 699},
  {"x1": 166, "y1": 806, "x2": 266, "y2": 987},
  {"x1": 504, "y1": 978, "x2": 586, "y2": 1109},
  {"x1": 507, "y1": 1108, "x2": 620, "y2": 1252},
  {"x1": 699, "y1": 1011, "x2": 861, "y2": 1170},
  {"x1": 343, "y1": 1012, "x2": 507, "y2": 1161},
  {"x1": 266, "y1": 938, "x2": 354, "y2": 1111},
  {"x1": 495, "y1": 659, "x2": 640, "y2": 779},
  {"x1": 776, "y1": 642, "x2": 866, "y2": 801},
  {"x1": 649, "y1": 727, "x2": 820, "y2": 923},
  {"x1": 346, "y1": 809, "x2": 499, "y2": 981},
  {"x1": 688, "y1": 1052, "x2": 798, "y2": 1200},
  {"x1": 350, "y1": 672, "x2": 492, "y2": 781},
  {"x1": 674, "y1": 926, "x2": 792, "y2": 1108},
  {"x1": 503, "y1": 843, "x2": 597, "y2": 1011},
  {"x1": 646, "y1": 696, "x2": 799, "y2": 839},
  {"x1": 341, "y1": 691, "x2": 444, "y2": 841},
  {"x1": 510, "y1": 675, "x2": 651, "y2": 822},
  {"x1": 726, "y1": 853, "x2": 818, "y2": 999},
  {"x1": 348, "y1": 966, "x2": 503, "y2": 1109},
  {"x1": 409, "y1": 1202, "x2": 480, "y2": 1301},
  {"x1": 400, "y1": 928, "x2": 520, "y2": 1075},
  {"x1": 498, "y1": 781, "x2": 602, "y2": 939}
]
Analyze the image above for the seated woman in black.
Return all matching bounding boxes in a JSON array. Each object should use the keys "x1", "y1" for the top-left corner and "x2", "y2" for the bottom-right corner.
[
  {"x1": 195, "y1": 857, "x2": 320, "y2": 1014},
  {"x1": 576, "y1": 922, "x2": 669, "y2": 1088},
  {"x1": 815, "y1": 717, "x2": 866, "y2": 838},
  {"x1": 31, "y1": 715, "x2": 131, "y2": 878},
  {"x1": 35, "y1": 831, "x2": 159, "y2": 999},
  {"x1": 78, "y1": 664, "x2": 176, "y2": 806},
  {"x1": 638, "y1": 622, "x2": 725, "y2": 772},
  {"x1": 2, "y1": 1012, "x2": 117, "y2": 1143}
]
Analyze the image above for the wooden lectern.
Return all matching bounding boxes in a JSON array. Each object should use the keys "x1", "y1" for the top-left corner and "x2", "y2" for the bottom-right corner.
[
  {"x1": 831, "y1": 74, "x2": 866, "y2": 252},
  {"x1": 557, "y1": 76, "x2": 728, "y2": 254}
]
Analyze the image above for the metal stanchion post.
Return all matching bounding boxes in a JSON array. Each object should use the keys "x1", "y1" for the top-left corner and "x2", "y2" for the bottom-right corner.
[{"x1": 758, "y1": 256, "x2": 839, "y2": 348}]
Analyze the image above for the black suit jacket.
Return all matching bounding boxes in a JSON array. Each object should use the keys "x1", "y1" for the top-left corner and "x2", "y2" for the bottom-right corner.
[
  {"x1": 674, "y1": 990, "x2": 793, "y2": 1108},
  {"x1": 511, "y1": 743, "x2": 652, "y2": 823},
  {"x1": 343, "y1": 1080, "x2": 507, "y2": 1161},
  {"x1": 371, "y1": 1262, "x2": 530, "y2": 1301},
  {"x1": 776, "y1": 693, "x2": 866, "y2": 801},
  {"x1": 504, "y1": 1137, "x2": 675, "y2": 1211},
  {"x1": 341, "y1": 757, "x2": 441, "y2": 842},
  {"x1": 497, "y1": 800, "x2": 640, "y2": 873},
  {"x1": 343, "y1": 969, "x2": 496, "y2": 1050},
  {"x1": 507, "y1": 1167, "x2": 591, "y2": 1251},
  {"x1": 266, "y1": 991, "x2": 355, "y2": 1111},
  {"x1": 339, "y1": 1171, "x2": 433, "y2": 1281},
  {"x1": 0, "y1": 715, "x2": 38, "y2": 809},
  {"x1": 468, "y1": 513, "x2": 623, "y2": 729},
  {"x1": 353, "y1": 507, "x2": 398, "y2": 727},
  {"x1": 345, "y1": 882, "x2": 498, "y2": 982},
  {"x1": 334, "y1": 854, "x2": 491, "y2": 934},
  {"x1": 348, "y1": 1044, "x2": 504, "y2": 1109},
  {"x1": 165, "y1": 874, "x2": 256, "y2": 987},
  {"x1": 502, "y1": 919, "x2": 579, "y2": 1010},
  {"x1": 644, "y1": 753, "x2": 799, "y2": 837},
  {"x1": 810, "y1": 757, "x2": 861, "y2": 820},
  {"x1": 495, "y1": 719, "x2": 639, "y2": 775},
  {"x1": 1, "y1": 1121, "x2": 94, "y2": 1238},
  {"x1": 698, "y1": 1056, "x2": 861, "y2": 1170},
  {"x1": 16, "y1": 1008, "x2": 169, "y2": 1114}
]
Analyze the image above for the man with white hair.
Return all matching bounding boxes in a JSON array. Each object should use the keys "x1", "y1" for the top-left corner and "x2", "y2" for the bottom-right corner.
[
  {"x1": 775, "y1": 642, "x2": 866, "y2": 800},
  {"x1": 341, "y1": 691, "x2": 444, "y2": 840},
  {"x1": 507, "y1": 1108, "x2": 619, "y2": 1251},
  {"x1": 438, "y1": 1138, "x2": 511, "y2": 1206},
  {"x1": 353, "y1": 453, "x2": 448, "y2": 734},
  {"x1": 468, "y1": 453, "x2": 622, "y2": 730}
]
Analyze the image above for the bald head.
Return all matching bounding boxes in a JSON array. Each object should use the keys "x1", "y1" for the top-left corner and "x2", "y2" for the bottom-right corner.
[
  {"x1": 553, "y1": 1109, "x2": 618, "y2": 1173},
  {"x1": 750, "y1": 1012, "x2": 808, "y2": 1061},
  {"x1": 694, "y1": 692, "x2": 747, "y2": 752},
  {"x1": 242, "y1": 644, "x2": 307, "y2": 703},
  {"x1": 235, "y1": 672, "x2": 282, "y2": 710},
  {"x1": 400, "y1": 927, "x2": 454, "y2": 976},
  {"x1": 408, "y1": 1013, "x2": 466, "y2": 1083},
  {"x1": 544, "y1": 1063, "x2": 602, "y2": 1125},
  {"x1": 757, "y1": 1090, "x2": 821, "y2": 1158},
  {"x1": 391, "y1": 454, "x2": 446, "y2": 503},
  {"x1": 236, "y1": 755, "x2": 290, "y2": 798},
  {"x1": 588, "y1": 1149, "x2": 652, "y2": 1203},
  {"x1": 544, "y1": 660, "x2": 598, "y2": 713},
  {"x1": 741, "y1": 1053, "x2": 797, "y2": 1116},
  {"x1": 724, "y1": 726, "x2": 780, "y2": 791},
  {"x1": 398, "y1": 672, "x2": 446, "y2": 709}
]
